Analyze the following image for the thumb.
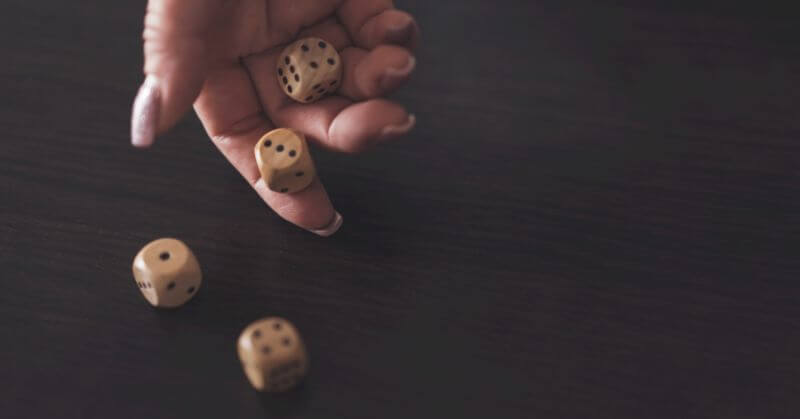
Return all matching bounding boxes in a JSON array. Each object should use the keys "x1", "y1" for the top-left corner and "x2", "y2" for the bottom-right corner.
[{"x1": 131, "y1": 0, "x2": 220, "y2": 147}]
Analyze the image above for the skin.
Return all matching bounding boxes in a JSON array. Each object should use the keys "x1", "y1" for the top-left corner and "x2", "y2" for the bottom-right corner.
[{"x1": 132, "y1": 0, "x2": 420, "y2": 234}]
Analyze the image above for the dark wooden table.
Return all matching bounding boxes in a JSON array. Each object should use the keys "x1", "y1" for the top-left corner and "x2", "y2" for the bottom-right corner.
[{"x1": 2, "y1": 1, "x2": 799, "y2": 418}]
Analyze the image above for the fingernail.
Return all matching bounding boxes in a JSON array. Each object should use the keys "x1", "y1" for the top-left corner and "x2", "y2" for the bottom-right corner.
[
  {"x1": 381, "y1": 114, "x2": 416, "y2": 139},
  {"x1": 385, "y1": 19, "x2": 414, "y2": 45},
  {"x1": 131, "y1": 75, "x2": 161, "y2": 148},
  {"x1": 308, "y1": 211, "x2": 343, "y2": 237},
  {"x1": 380, "y1": 56, "x2": 416, "y2": 90}
]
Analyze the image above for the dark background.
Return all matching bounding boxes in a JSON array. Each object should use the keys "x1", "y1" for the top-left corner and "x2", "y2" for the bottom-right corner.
[{"x1": 1, "y1": 1, "x2": 799, "y2": 418}]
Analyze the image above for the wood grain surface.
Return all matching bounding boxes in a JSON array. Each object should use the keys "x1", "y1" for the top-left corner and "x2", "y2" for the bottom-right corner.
[{"x1": 1, "y1": 1, "x2": 798, "y2": 418}]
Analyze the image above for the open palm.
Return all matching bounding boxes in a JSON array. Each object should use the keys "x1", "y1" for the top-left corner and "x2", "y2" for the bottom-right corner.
[{"x1": 132, "y1": 0, "x2": 419, "y2": 235}]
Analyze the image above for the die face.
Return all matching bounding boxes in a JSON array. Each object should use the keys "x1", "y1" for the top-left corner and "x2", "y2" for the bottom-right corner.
[
  {"x1": 254, "y1": 129, "x2": 315, "y2": 194},
  {"x1": 134, "y1": 278, "x2": 158, "y2": 306},
  {"x1": 237, "y1": 317, "x2": 309, "y2": 392},
  {"x1": 255, "y1": 129, "x2": 307, "y2": 171},
  {"x1": 132, "y1": 238, "x2": 202, "y2": 308},
  {"x1": 277, "y1": 37, "x2": 342, "y2": 103}
]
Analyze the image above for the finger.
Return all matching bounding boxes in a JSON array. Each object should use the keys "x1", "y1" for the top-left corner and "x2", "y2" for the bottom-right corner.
[
  {"x1": 338, "y1": 1, "x2": 420, "y2": 50},
  {"x1": 337, "y1": 45, "x2": 415, "y2": 101},
  {"x1": 269, "y1": 98, "x2": 415, "y2": 153},
  {"x1": 131, "y1": 0, "x2": 221, "y2": 147},
  {"x1": 328, "y1": 100, "x2": 416, "y2": 153},
  {"x1": 254, "y1": 179, "x2": 342, "y2": 237},
  {"x1": 194, "y1": 66, "x2": 342, "y2": 235}
]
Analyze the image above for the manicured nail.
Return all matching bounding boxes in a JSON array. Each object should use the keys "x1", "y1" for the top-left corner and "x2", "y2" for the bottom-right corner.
[
  {"x1": 380, "y1": 56, "x2": 416, "y2": 90},
  {"x1": 308, "y1": 211, "x2": 343, "y2": 237},
  {"x1": 385, "y1": 19, "x2": 414, "y2": 45},
  {"x1": 131, "y1": 75, "x2": 161, "y2": 148},
  {"x1": 381, "y1": 114, "x2": 416, "y2": 139}
]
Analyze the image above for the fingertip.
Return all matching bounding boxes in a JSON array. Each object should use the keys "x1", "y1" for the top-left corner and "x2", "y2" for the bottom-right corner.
[
  {"x1": 307, "y1": 211, "x2": 344, "y2": 237},
  {"x1": 338, "y1": 46, "x2": 415, "y2": 100},
  {"x1": 253, "y1": 177, "x2": 340, "y2": 234},
  {"x1": 382, "y1": 13, "x2": 420, "y2": 49},
  {"x1": 359, "y1": 10, "x2": 421, "y2": 50},
  {"x1": 380, "y1": 114, "x2": 416, "y2": 139},
  {"x1": 328, "y1": 100, "x2": 411, "y2": 152},
  {"x1": 378, "y1": 54, "x2": 416, "y2": 91},
  {"x1": 131, "y1": 75, "x2": 161, "y2": 148}
]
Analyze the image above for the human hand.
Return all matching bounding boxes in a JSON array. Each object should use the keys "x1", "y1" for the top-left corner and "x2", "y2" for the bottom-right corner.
[{"x1": 131, "y1": 0, "x2": 419, "y2": 236}]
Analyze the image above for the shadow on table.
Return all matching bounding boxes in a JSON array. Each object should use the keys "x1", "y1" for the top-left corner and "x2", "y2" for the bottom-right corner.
[{"x1": 256, "y1": 381, "x2": 312, "y2": 418}]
